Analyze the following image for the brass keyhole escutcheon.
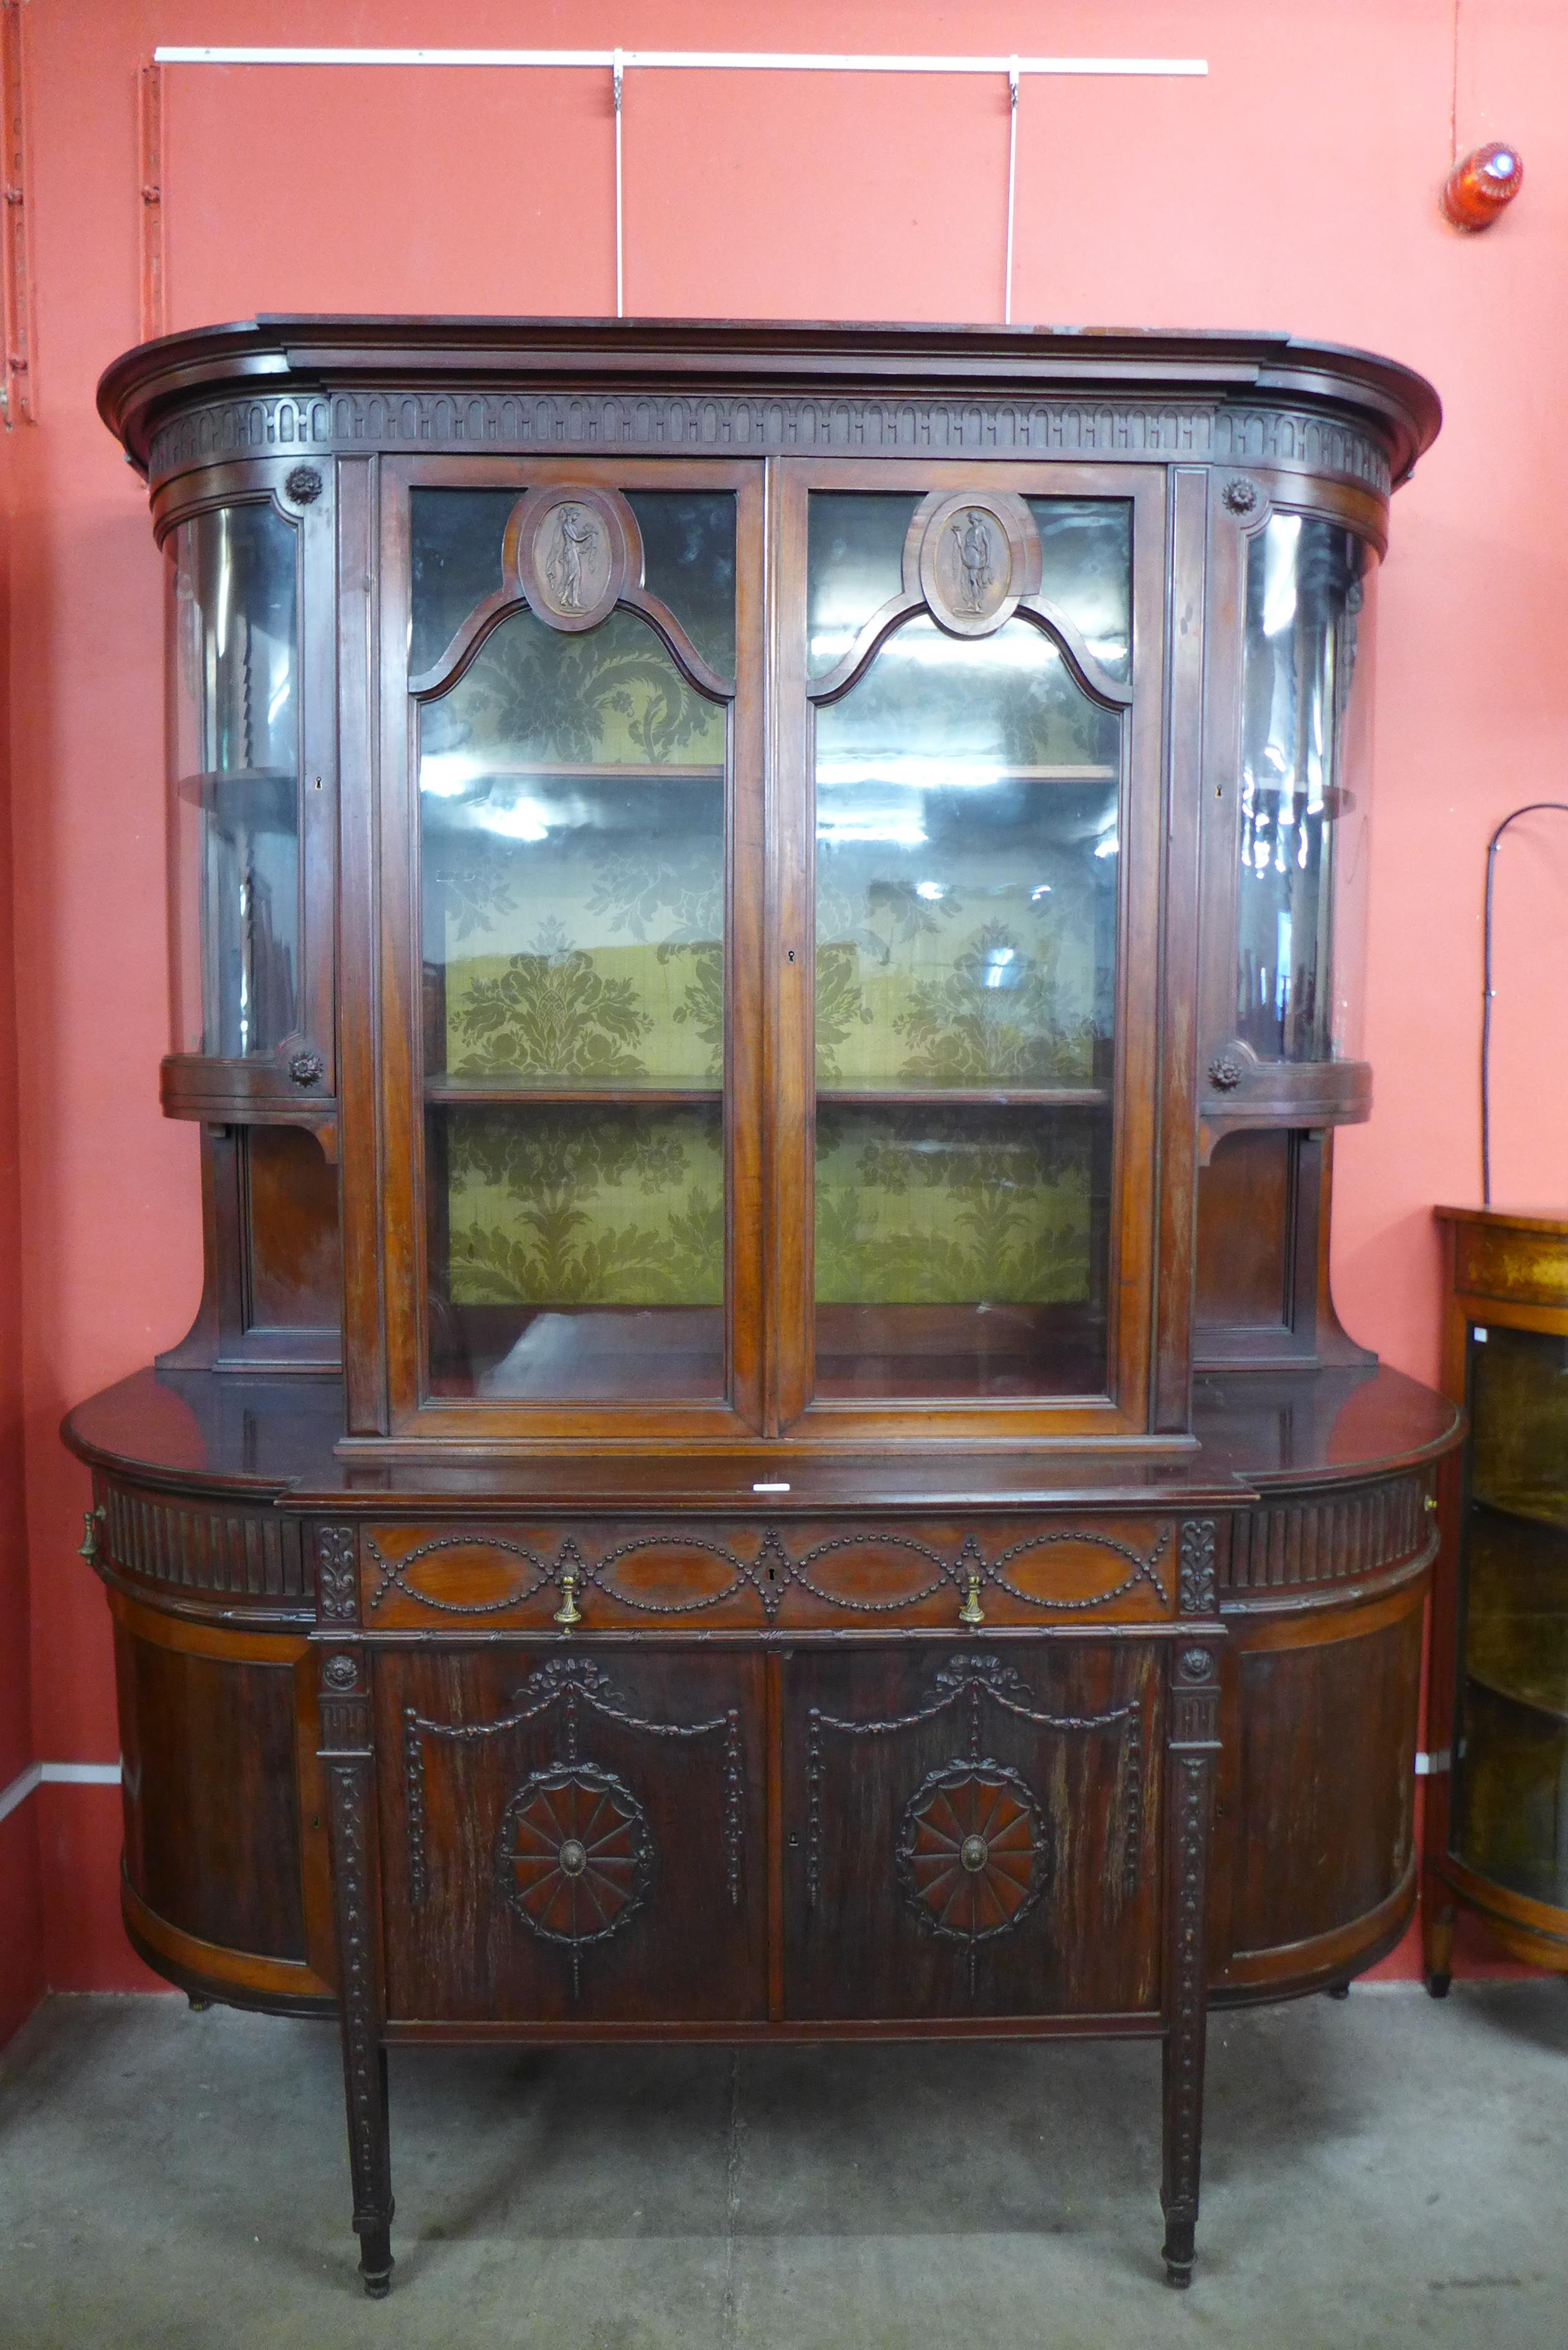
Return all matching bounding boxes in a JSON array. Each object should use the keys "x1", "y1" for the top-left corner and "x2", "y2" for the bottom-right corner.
[
  {"x1": 554, "y1": 1568, "x2": 582, "y2": 1627},
  {"x1": 958, "y1": 1573, "x2": 985, "y2": 1627}
]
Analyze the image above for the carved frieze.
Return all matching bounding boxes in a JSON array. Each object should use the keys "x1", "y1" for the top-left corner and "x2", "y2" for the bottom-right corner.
[
  {"x1": 101, "y1": 1483, "x2": 307, "y2": 1604},
  {"x1": 146, "y1": 391, "x2": 1393, "y2": 499},
  {"x1": 1222, "y1": 1476, "x2": 1430, "y2": 1600}
]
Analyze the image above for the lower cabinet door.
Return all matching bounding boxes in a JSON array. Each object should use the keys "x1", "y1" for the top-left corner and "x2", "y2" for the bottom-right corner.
[
  {"x1": 783, "y1": 1642, "x2": 1162, "y2": 2021},
  {"x1": 376, "y1": 1646, "x2": 767, "y2": 2023}
]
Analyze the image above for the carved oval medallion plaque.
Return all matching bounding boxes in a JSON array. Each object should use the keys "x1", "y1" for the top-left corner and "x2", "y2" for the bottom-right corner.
[
  {"x1": 510, "y1": 485, "x2": 637, "y2": 634},
  {"x1": 494, "y1": 1761, "x2": 652, "y2": 1947},
  {"x1": 915, "y1": 490, "x2": 1037, "y2": 639},
  {"x1": 895, "y1": 1760, "x2": 1050, "y2": 1944}
]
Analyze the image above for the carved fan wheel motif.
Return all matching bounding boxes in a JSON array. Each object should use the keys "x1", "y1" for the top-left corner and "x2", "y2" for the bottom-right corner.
[
  {"x1": 895, "y1": 1761, "x2": 1050, "y2": 1945},
  {"x1": 494, "y1": 1762, "x2": 652, "y2": 1948}
]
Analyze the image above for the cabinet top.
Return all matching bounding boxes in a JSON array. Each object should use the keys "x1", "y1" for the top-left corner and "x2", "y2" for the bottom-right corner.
[
  {"x1": 60, "y1": 1363, "x2": 1461, "y2": 1509},
  {"x1": 98, "y1": 315, "x2": 1441, "y2": 495}
]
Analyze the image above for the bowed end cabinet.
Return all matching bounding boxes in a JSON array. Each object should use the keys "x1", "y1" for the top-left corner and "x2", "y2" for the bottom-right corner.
[{"x1": 69, "y1": 318, "x2": 1455, "y2": 2295}]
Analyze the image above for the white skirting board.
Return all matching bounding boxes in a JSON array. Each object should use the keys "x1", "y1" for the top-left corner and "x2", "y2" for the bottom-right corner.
[{"x1": 0, "y1": 1761, "x2": 122, "y2": 1827}]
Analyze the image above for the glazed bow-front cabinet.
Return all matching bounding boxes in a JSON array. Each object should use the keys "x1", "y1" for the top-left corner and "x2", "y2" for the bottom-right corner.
[{"x1": 69, "y1": 319, "x2": 1456, "y2": 2296}]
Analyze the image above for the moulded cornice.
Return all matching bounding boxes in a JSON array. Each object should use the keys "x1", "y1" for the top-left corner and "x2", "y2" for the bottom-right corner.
[{"x1": 98, "y1": 316, "x2": 1441, "y2": 493}]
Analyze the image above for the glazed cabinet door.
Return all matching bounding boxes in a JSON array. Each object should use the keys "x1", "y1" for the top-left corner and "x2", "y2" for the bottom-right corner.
[
  {"x1": 368, "y1": 458, "x2": 766, "y2": 1444},
  {"x1": 770, "y1": 462, "x2": 1178, "y2": 1442},
  {"x1": 375, "y1": 1646, "x2": 766, "y2": 2025},
  {"x1": 781, "y1": 1640, "x2": 1162, "y2": 2021}
]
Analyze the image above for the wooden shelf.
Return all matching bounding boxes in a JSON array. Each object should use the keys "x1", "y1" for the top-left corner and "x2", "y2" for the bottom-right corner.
[
  {"x1": 816, "y1": 1085, "x2": 1109, "y2": 1108},
  {"x1": 420, "y1": 761, "x2": 724, "y2": 785},
  {"x1": 427, "y1": 1080, "x2": 721, "y2": 1107}
]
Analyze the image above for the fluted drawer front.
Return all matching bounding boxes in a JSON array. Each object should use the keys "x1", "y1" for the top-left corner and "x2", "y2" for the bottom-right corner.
[{"x1": 355, "y1": 1514, "x2": 1180, "y2": 1632}]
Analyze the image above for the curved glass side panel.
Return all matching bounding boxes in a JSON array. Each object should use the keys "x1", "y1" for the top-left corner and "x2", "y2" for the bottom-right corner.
[
  {"x1": 417, "y1": 586, "x2": 730, "y2": 1404},
  {"x1": 166, "y1": 503, "x2": 299, "y2": 1059},
  {"x1": 1452, "y1": 1323, "x2": 1568, "y2": 1906},
  {"x1": 812, "y1": 600, "x2": 1121, "y2": 1402},
  {"x1": 1236, "y1": 516, "x2": 1376, "y2": 1063}
]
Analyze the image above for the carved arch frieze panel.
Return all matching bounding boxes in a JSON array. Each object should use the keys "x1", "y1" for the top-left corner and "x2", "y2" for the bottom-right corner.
[
  {"x1": 809, "y1": 485, "x2": 1132, "y2": 707},
  {"x1": 406, "y1": 480, "x2": 733, "y2": 701}
]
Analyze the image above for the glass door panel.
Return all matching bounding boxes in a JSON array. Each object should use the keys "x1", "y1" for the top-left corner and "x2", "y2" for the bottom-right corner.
[
  {"x1": 808, "y1": 491, "x2": 1130, "y2": 1402},
  {"x1": 1452, "y1": 1324, "x2": 1568, "y2": 1905},
  {"x1": 413, "y1": 485, "x2": 735, "y2": 1405},
  {"x1": 166, "y1": 503, "x2": 300, "y2": 1060}
]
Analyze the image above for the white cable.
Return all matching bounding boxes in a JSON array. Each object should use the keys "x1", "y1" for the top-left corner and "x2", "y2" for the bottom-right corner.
[
  {"x1": 613, "y1": 49, "x2": 625, "y2": 319},
  {"x1": 1004, "y1": 58, "x2": 1020, "y2": 326}
]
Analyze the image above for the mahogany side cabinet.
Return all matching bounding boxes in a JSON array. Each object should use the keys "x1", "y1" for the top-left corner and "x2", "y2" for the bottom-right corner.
[
  {"x1": 1423, "y1": 1206, "x2": 1568, "y2": 1988},
  {"x1": 67, "y1": 319, "x2": 1457, "y2": 2295}
]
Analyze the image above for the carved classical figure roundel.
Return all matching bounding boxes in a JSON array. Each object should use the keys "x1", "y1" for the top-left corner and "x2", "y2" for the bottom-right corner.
[
  {"x1": 494, "y1": 1761, "x2": 653, "y2": 1946},
  {"x1": 895, "y1": 1761, "x2": 1050, "y2": 1944},
  {"x1": 913, "y1": 490, "x2": 1038, "y2": 640},
  {"x1": 509, "y1": 485, "x2": 637, "y2": 634}
]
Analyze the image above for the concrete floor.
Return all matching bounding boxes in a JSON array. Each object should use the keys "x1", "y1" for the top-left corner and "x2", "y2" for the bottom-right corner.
[{"x1": 1, "y1": 1987, "x2": 1565, "y2": 2349}]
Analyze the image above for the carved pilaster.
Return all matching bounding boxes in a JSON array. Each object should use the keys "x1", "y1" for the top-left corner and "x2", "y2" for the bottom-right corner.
[
  {"x1": 317, "y1": 1524, "x2": 359, "y2": 1624},
  {"x1": 1160, "y1": 1639, "x2": 1221, "y2": 2288},
  {"x1": 1178, "y1": 1520, "x2": 1217, "y2": 1616},
  {"x1": 319, "y1": 1647, "x2": 394, "y2": 2297}
]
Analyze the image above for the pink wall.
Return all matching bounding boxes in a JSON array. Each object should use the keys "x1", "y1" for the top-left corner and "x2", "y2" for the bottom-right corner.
[
  {"x1": 5, "y1": 0, "x2": 1566, "y2": 2023},
  {"x1": 0, "y1": 351, "x2": 45, "y2": 2045}
]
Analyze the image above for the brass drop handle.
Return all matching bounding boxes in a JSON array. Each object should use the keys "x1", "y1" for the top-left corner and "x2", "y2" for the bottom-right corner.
[
  {"x1": 958, "y1": 1571, "x2": 986, "y2": 1628},
  {"x1": 78, "y1": 1506, "x2": 104, "y2": 1564},
  {"x1": 554, "y1": 1567, "x2": 582, "y2": 1627}
]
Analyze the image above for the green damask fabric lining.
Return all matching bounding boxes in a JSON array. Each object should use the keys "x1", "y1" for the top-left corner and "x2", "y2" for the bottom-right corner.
[
  {"x1": 424, "y1": 594, "x2": 1105, "y2": 1316},
  {"x1": 443, "y1": 1105, "x2": 724, "y2": 1308},
  {"x1": 815, "y1": 1107, "x2": 1097, "y2": 1308},
  {"x1": 440, "y1": 1102, "x2": 1098, "y2": 1311}
]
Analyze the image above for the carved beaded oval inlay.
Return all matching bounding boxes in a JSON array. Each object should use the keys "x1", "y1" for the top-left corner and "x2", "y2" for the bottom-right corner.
[
  {"x1": 364, "y1": 1517, "x2": 1174, "y2": 1625},
  {"x1": 896, "y1": 1761, "x2": 1050, "y2": 1944},
  {"x1": 494, "y1": 1762, "x2": 652, "y2": 1948}
]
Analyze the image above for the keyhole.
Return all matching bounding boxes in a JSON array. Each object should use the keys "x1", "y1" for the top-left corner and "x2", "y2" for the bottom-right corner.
[{"x1": 786, "y1": 949, "x2": 796, "y2": 964}]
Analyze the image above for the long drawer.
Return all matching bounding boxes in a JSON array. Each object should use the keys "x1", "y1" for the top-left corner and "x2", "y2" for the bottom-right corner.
[{"x1": 340, "y1": 1513, "x2": 1187, "y2": 1634}]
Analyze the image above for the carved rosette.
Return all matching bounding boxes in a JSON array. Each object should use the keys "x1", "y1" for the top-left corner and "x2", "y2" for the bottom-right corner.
[
  {"x1": 895, "y1": 1760, "x2": 1050, "y2": 1946},
  {"x1": 508, "y1": 484, "x2": 639, "y2": 634},
  {"x1": 494, "y1": 1762, "x2": 653, "y2": 1949}
]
